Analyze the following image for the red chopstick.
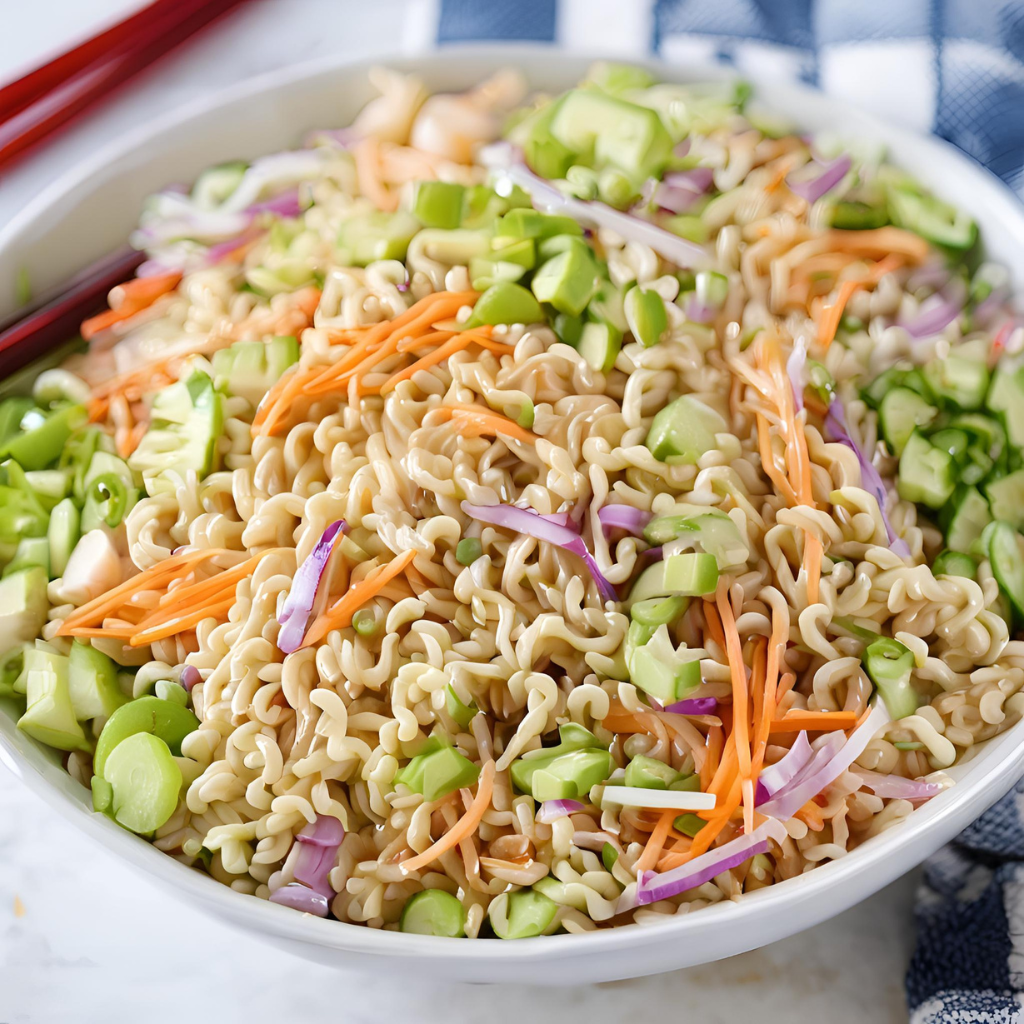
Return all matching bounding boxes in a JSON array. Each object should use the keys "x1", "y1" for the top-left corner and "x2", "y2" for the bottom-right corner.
[
  {"x1": 0, "y1": 0, "x2": 204, "y2": 122},
  {"x1": 0, "y1": 0, "x2": 250, "y2": 173},
  {"x1": 0, "y1": 247, "x2": 143, "y2": 379}
]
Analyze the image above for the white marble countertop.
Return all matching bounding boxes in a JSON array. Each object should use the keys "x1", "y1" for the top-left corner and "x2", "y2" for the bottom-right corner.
[{"x1": 0, "y1": 4, "x2": 917, "y2": 1020}]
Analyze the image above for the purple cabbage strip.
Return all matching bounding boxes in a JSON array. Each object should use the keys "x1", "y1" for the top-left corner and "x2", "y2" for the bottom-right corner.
[
  {"x1": 786, "y1": 336, "x2": 809, "y2": 414},
  {"x1": 755, "y1": 730, "x2": 813, "y2": 804},
  {"x1": 277, "y1": 520, "x2": 347, "y2": 654},
  {"x1": 535, "y1": 799, "x2": 585, "y2": 824},
  {"x1": 786, "y1": 154, "x2": 851, "y2": 203},
  {"x1": 480, "y1": 142, "x2": 709, "y2": 270},
  {"x1": 461, "y1": 501, "x2": 618, "y2": 602},
  {"x1": 663, "y1": 696, "x2": 718, "y2": 716},
  {"x1": 597, "y1": 504, "x2": 653, "y2": 537},
  {"x1": 269, "y1": 882, "x2": 330, "y2": 917},
  {"x1": 636, "y1": 818, "x2": 788, "y2": 904},
  {"x1": 851, "y1": 768, "x2": 942, "y2": 801},
  {"x1": 757, "y1": 702, "x2": 890, "y2": 822},
  {"x1": 825, "y1": 396, "x2": 911, "y2": 558}
]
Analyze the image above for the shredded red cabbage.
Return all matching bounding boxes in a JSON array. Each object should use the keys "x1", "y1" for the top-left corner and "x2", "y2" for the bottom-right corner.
[
  {"x1": 786, "y1": 154, "x2": 851, "y2": 203},
  {"x1": 179, "y1": 665, "x2": 202, "y2": 692},
  {"x1": 480, "y1": 142, "x2": 709, "y2": 269},
  {"x1": 757, "y1": 702, "x2": 890, "y2": 821},
  {"x1": 636, "y1": 818, "x2": 788, "y2": 904},
  {"x1": 536, "y1": 799, "x2": 585, "y2": 824},
  {"x1": 597, "y1": 504, "x2": 653, "y2": 536},
  {"x1": 663, "y1": 696, "x2": 717, "y2": 716},
  {"x1": 461, "y1": 501, "x2": 618, "y2": 602},
  {"x1": 269, "y1": 882, "x2": 330, "y2": 917},
  {"x1": 851, "y1": 768, "x2": 942, "y2": 801},
  {"x1": 825, "y1": 396, "x2": 910, "y2": 558},
  {"x1": 277, "y1": 520, "x2": 347, "y2": 654},
  {"x1": 786, "y1": 336, "x2": 809, "y2": 414},
  {"x1": 755, "y1": 730, "x2": 813, "y2": 804}
]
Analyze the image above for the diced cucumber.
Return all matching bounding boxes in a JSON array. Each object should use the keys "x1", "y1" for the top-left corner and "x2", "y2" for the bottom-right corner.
[
  {"x1": 898, "y1": 432, "x2": 956, "y2": 508},
  {"x1": 643, "y1": 509, "x2": 749, "y2": 568},
  {"x1": 191, "y1": 160, "x2": 247, "y2": 209},
  {"x1": 336, "y1": 210, "x2": 420, "y2": 265},
  {"x1": 17, "y1": 646, "x2": 90, "y2": 753},
  {"x1": 494, "y1": 208, "x2": 582, "y2": 242},
  {"x1": 587, "y1": 279, "x2": 629, "y2": 333},
  {"x1": 68, "y1": 641, "x2": 127, "y2": 721},
  {"x1": 211, "y1": 336, "x2": 300, "y2": 408},
  {"x1": 625, "y1": 755, "x2": 681, "y2": 790},
  {"x1": 400, "y1": 890, "x2": 466, "y2": 937},
  {"x1": 0, "y1": 397, "x2": 36, "y2": 447},
  {"x1": 468, "y1": 257, "x2": 526, "y2": 291},
  {"x1": 944, "y1": 487, "x2": 992, "y2": 554},
  {"x1": 129, "y1": 373, "x2": 223, "y2": 495},
  {"x1": 0, "y1": 566, "x2": 48, "y2": 654},
  {"x1": 987, "y1": 367, "x2": 1024, "y2": 450},
  {"x1": 93, "y1": 695, "x2": 200, "y2": 777},
  {"x1": 627, "y1": 624, "x2": 701, "y2": 703},
  {"x1": 878, "y1": 387, "x2": 938, "y2": 456},
  {"x1": 489, "y1": 890, "x2": 558, "y2": 940},
  {"x1": 445, "y1": 683, "x2": 477, "y2": 729},
  {"x1": 983, "y1": 521, "x2": 1024, "y2": 620},
  {"x1": 924, "y1": 352, "x2": 989, "y2": 410},
  {"x1": 25, "y1": 469, "x2": 70, "y2": 508},
  {"x1": 3, "y1": 536, "x2": 49, "y2": 578},
  {"x1": 509, "y1": 723, "x2": 612, "y2": 801},
  {"x1": 986, "y1": 470, "x2": 1024, "y2": 532},
  {"x1": 394, "y1": 739, "x2": 480, "y2": 801},
  {"x1": 627, "y1": 552, "x2": 719, "y2": 604},
  {"x1": 949, "y1": 414, "x2": 1006, "y2": 463},
  {"x1": 47, "y1": 497, "x2": 80, "y2": 578},
  {"x1": 576, "y1": 321, "x2": 622, "y2": 373},
  {"x1": 530, "y1": 243, "x2": 600, "y2": 317},
  {"x1": 624, "y1": 286, "x2": 669, "y2": 347},
  {"x1": 888, "y1": 187, "x2": 977, "y2": 251},
  {"x1": 412, "y1": 180, "x2": 465, "y2": 230},
  {"x1": 91, "y1": 775, "x2": 113, "y2": 814},
  {"x1": 1, "y1": 404, "x2": 86, "y2": 471},
  {"x1": 863, "y1": 637, "x2": 918, "y2": 721},
  {"x1": 103, "y1": 732, "x2": 182, "y2": 834},
  {"x1": 645, "y1": 395, "x2": 726, "y2": 463},
  {"x1": 467, "y1": 282, "x2": 543, "y2": 327},
  {"x1": 932, "y1": 550, "x2": 977, "y2": 579},
  {"x1": 547, "y1": 89, "x2": 673, "y2": 180},
  {"x1": 862, "y1": 366, "x2": 934, "y2": 410},
  {"x1": 831, "y1": 201, "x2": 889, "y2": 231}
]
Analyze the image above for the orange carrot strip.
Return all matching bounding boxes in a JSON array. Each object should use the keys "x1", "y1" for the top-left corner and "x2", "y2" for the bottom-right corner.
[
  {"x1": 817, "y1": 278, "x2": 861, "y2": 350},
  {"x1": 769, "y1": 709, "x2": 858, "y2": 733},
  {"x1": 776, "y1": 671, "x2": 797, "y2": 702},
  {"x1": 805, "y1": 533, "x2": 823, "y2": 605},
  {"x1": 636, "y1": 810, "x2": 677, "y2": 875},
  {"x1": 701, "y1": 725, "x2": 723, "y2": 791},
  {"x1": 795, "y1": 801, "x2": 825, "y2": 831},
  {"x1": 752, "y1": 609, "x2": 786, "y2": 777},
  {"x1": 755, "y1": 413, "x2": 799, "y2": 506},
  {"x1": 702, "y1": 598, "x2": 726, "y2": 651},
  {"x1": 821, "y1": 227, "x2": 928, "y2": 263},
  {"x1": 129, "y1": 597, "x2": 236, "y2": 646},
  {"x1": 716, "y1": 582, "x2": 751, "y2": 780},
  {"x1": 301, "y1": 549, "x2": 417, "y2": 648},
  {"x1": 434, "y1": 405, "x2": 538, "y2": 446},
  {"x1": 81, "y1": 272, "x2": 182, "y2": 340},
  {"x1": 353, "y1": 137, "x2": 398, "y2": 212},
  {"x1": 399, "y1": 761, "x2": 496, "y2": 873}
]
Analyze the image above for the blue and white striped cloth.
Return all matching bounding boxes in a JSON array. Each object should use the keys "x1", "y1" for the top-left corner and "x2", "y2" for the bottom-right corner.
[{"x1": 434, "y1": 2, "x2": 1024, "y2": 1020}]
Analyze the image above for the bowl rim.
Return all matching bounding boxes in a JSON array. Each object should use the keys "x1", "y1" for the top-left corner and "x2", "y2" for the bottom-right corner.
[{"x1": 3, "y1": 42, "x2": 1024, "y2": 969}]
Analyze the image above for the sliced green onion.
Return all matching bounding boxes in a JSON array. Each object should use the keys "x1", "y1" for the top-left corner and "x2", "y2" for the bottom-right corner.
[
  {"x1": 456, "y1": 537, "x2": 483, "y2": 566},
  {"x1": 89, "y1": 473, "x2": 130, "y2": 528},
  {"x1": 352, "y1": 609, "x2": 378, "y2": 636}
]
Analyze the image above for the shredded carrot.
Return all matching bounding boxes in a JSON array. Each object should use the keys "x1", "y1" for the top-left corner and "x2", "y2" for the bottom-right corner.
[
  {"x1": 776, "y1": 671, "x2": 797, "y2": 702},
  {"x1": 55, "y1": 549, "x2": 236, "y2": 637},
  {"x1": 751, "y1": 609, "x2": 786, "y2": 777},
  {"x1": 636, "y1": 810, "x2": 677, "y2": 874},
  {"x1": 352, "y1": 137, "x2": 397, "y2": 212},
  {"x1": 769, "y1": 709, "x2": 858, "y2": 733},
  {"x1": 399, "y1": 761, "x2": 496, "y2": 873},
  {"x1": 130, "y1": 596, "x2": 236, "y2": 646},
  {"x1": 817, "y1": 252, "x2": 905, "y2": 349},
  {"x1": 701, "y1": 725, "x2": 723, "y2": 791},
  {"x1": 795, "y1": 801, "x2": 825, "y2": 831},
  {"x1": 433, "y1": 404, "x2": 538, "y2": 446},
  {"x1": 755, "y1": 412, "x2": 799, "y2": 506},
  {"x1": 821, "y1": 227, "x2": 929, "y2": 263},
  {"x1": 716, "y1": 582, "x2": 751, "y2": 780},
  {"x1": 378, "y1": 328, "x2": 502, "y2": 395},
  {"x1": 301, "y1": 549, "x2": 417, "y2": 648},
  {"x1": 702, "y1": 598, "x2": 726, "y2": 651},
  {"x1": 804, "y1": 533, "x2": 823, "y2": 604},
  {"x1": 81, "y1": 272, "x2": 182, "y2": 340}
]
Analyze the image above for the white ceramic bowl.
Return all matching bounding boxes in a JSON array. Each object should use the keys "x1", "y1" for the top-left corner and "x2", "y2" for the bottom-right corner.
[{"x1": 2, "y1": 46, "x2": 1023, "y2": 986}]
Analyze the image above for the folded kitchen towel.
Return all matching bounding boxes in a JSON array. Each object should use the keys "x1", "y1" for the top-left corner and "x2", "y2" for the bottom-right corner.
[{"x1": 436, "y1": 2, "x2": 1024, "y2": 1020}]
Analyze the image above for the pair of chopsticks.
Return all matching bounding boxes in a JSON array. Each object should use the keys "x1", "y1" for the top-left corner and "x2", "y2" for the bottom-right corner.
[{"x1": 0, "y1": 0, "x2": 250, "y2": 174}]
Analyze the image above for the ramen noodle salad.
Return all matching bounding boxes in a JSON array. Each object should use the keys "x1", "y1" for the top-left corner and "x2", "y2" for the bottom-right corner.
[{"x1": 3, "y1": 62, "x2": 1024, "y2": 938}]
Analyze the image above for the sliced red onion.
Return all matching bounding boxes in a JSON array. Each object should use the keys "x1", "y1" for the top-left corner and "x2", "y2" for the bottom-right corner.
[
  {"x1": 480, "y1": 142, "x2": 709, "y2": 270},
  {"x1": 296, "y1": 814, "x2": 345, "y2": 848},
  {"x1": 786, "y1": 336, "x2": 809, "y2": 414},
  {"x1": 536, "y1": 799, "x2": 585, "y2": 824},
  {"x1": 825, "y1": 396, "x2": 911, "y2": 558},
  {"x1": 219, "y1": 150, "x2": 330, "y2": 214},
  {"x1": 664, "y1": 696, "x2": 717, "y2": 715},
  {"x1": 786, "y1": 154, "x2": 851, "y2": 203},
  {"x1": 906, "y1": 262, "x2": 951, "y2": 293},
  {"x1": 539, "y1": 511, "x2": 579, "y2": 531},
  {"x1": 851, "y1": 768, "x2": 942, "y2": 801},
  {"x1": 305, "y1": 127, "x2": 359, "y2": 148},
  {"x1": 636, "y1": 818, "x2": 788, "y2": 904},
  {"x1": 598, "y1": 504, "x2": 653, "y2": 536},
  {"x1": 461, "y1": 501, "x2": 618, "y2": 602},
  {"x1": 269, "y1": 882, "x2": 330, "y2": 917},
  {"x1": 653, "y1": 169, "x2": 713, "y2": 213},
  {"x1": 757, "y1": 702, "x2": 890, "y2": 821},
  {"x1": 248, "y1": 189, "x2": 302, "y2": 219},
  {"x1": 179, "y1": 665, "x2": 202, "y2": 692},
  {"x1": 203, "y1": 229, "x2": 263, "y2": 266},
  {"x1": 898, "y1": 290, "x2": 963, "y2": 339},
  {"x1": 277, "y1": 520, "x2": 346, "y2": 654},
  {"x1": 673, "y1": 139, "x2": 691, "y2": 158},
  {"x1": 755, "y1": 730, "x2": 813, "y2": 804},
  {"x1": 684, "y1": 296, "x2": 716, "y2": 324}
]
